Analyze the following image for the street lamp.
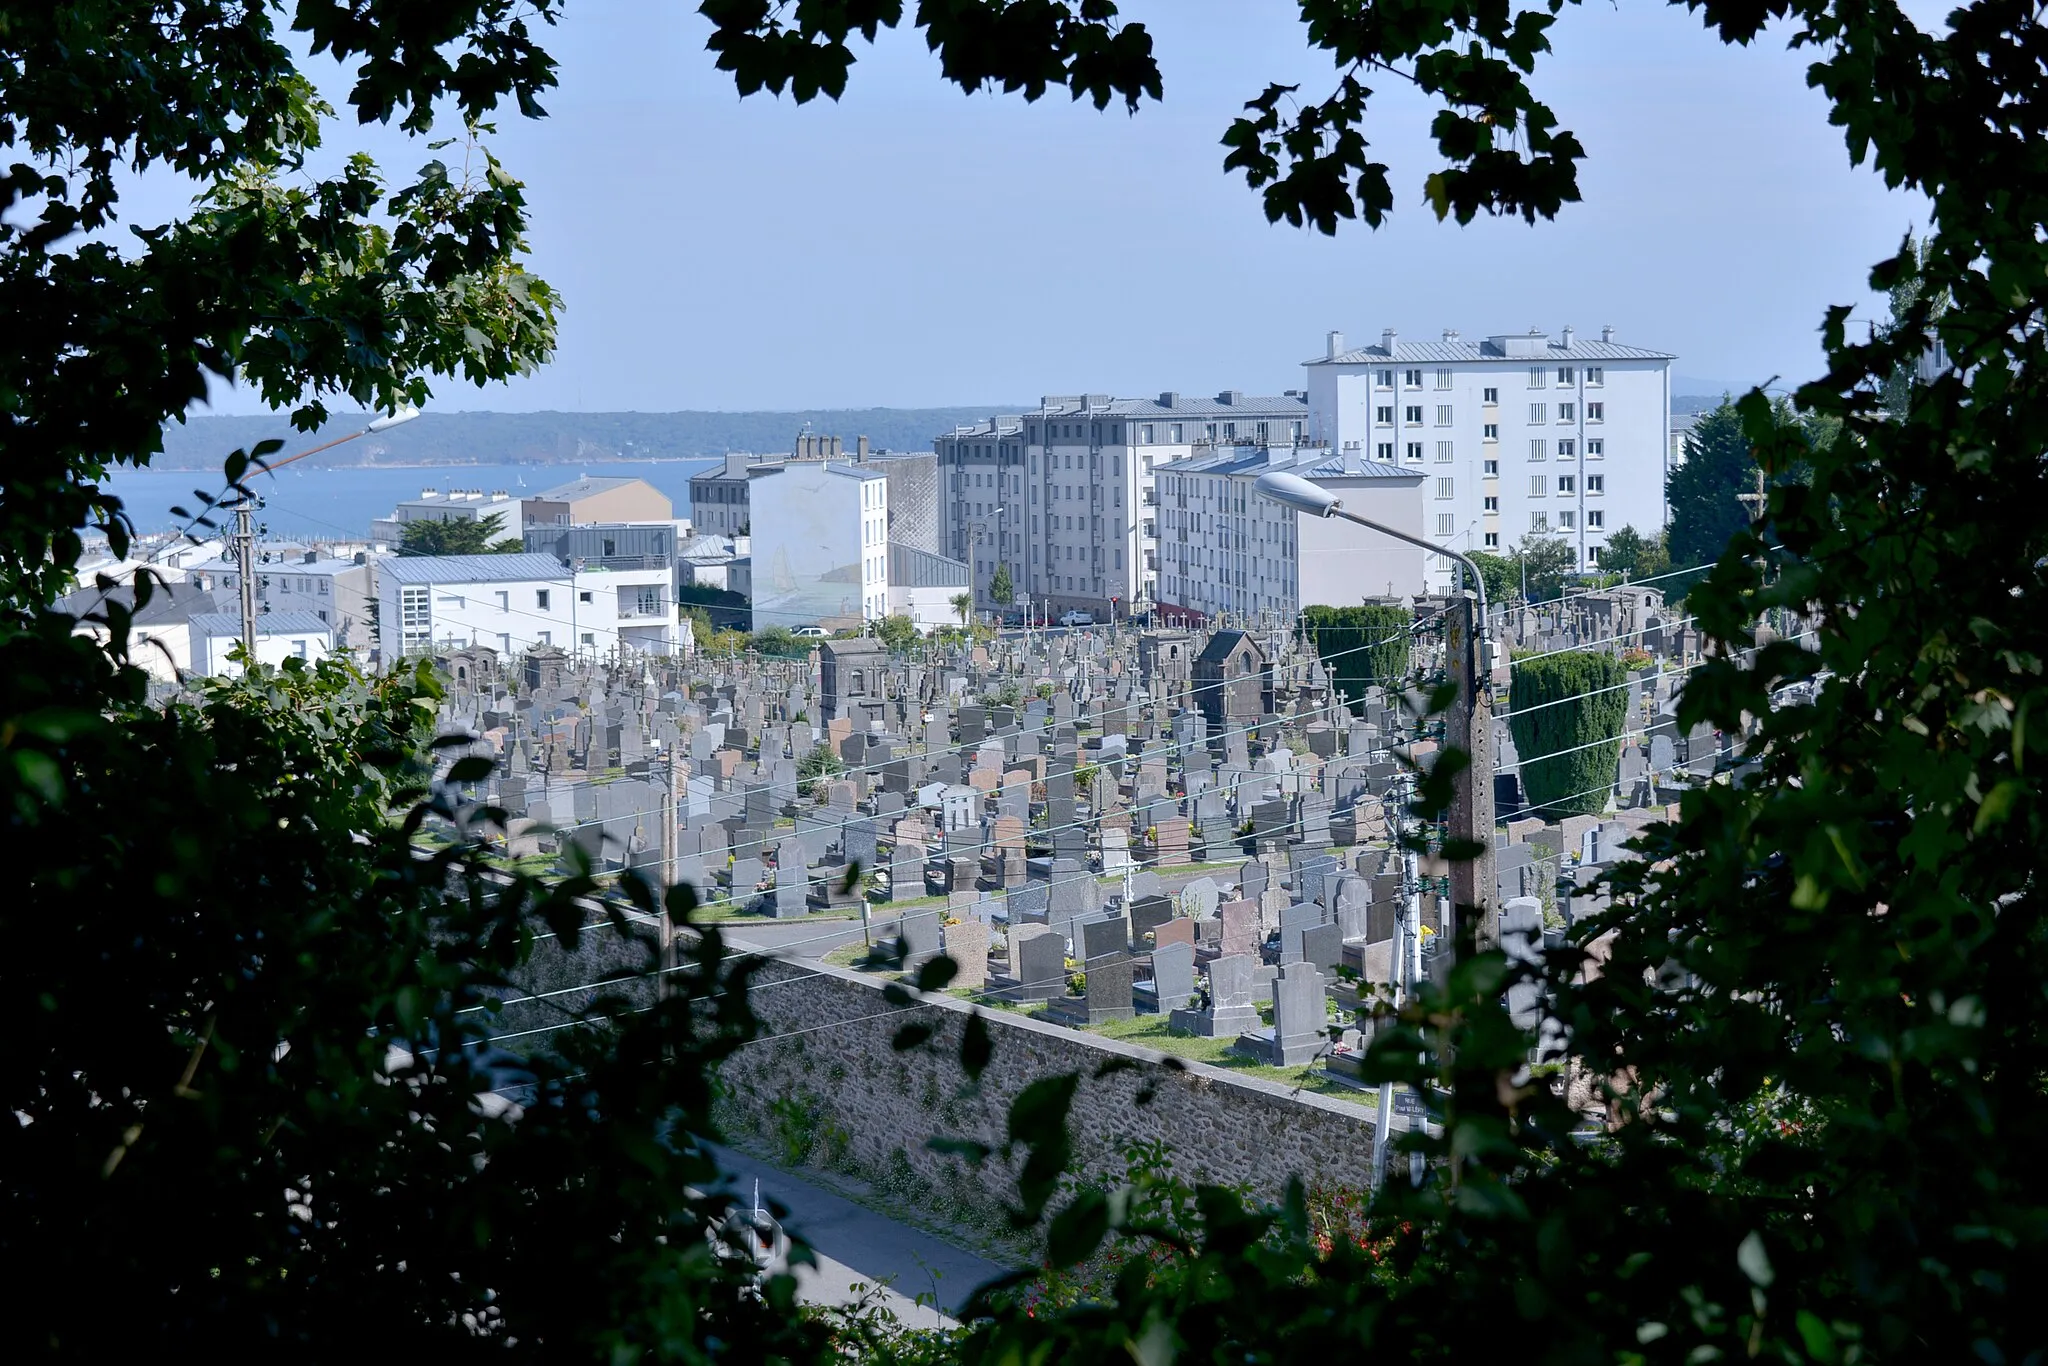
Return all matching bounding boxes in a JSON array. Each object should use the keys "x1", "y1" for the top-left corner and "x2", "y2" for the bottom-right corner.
[{"x1": 1254, "y1": 469, "x2": 1497, "y2": 954}]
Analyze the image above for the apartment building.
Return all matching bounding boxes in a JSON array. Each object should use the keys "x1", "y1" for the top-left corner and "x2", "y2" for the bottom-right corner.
[
  {"x1": 746, "y1": 460, "x2": 892, "y2": 631},
  {"x1": 189, "y1": 548, "x2": 377, "y2": 651},
  {"x1": 520, "y1": 475, "x2": 672, "y2": 529},
  {"x1": 1154, "y1": 444, "x2": 1429, "y2": 626},
  {"x1": 1303, "y1": 326, "x2": 1674, "y2": 585},
  {"x1": 933, "y1": 391, "x2": 1312, "y2": 621},
  {"x1": 374, "y1": 553, "x2": 676, "y2": 662},
  {"x1": 688, "y1": 443, "x2": 937, "y2": 550},
  {"x1": 368, "y1": 487, "x2": 521, "y2": 544}
]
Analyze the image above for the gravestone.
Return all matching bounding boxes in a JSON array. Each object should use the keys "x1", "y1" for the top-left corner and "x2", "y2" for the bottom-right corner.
[
  {"x1": 1234, "y1": 961, "x2": 1328, "y2": 1066},
  {"x1": 774, "y1": 837, "x2": 808, "y2": 918},
  {"x1": 1219, "y1": 899, "x2": 1259, "y2": 957},
  {"x1": 945, "y1": 918, "x2": 990, "y2": 989},
  {"x1": 898, "y1": 907, "x2": 943, "y2": 971},
  {"x1": 1168, "y1": 953, "x2": 1261, "y2": 1037},
  {"x1": 1014, "y1": 928, "x2": 1066, "y2": 1002},
  {"x1": 1150, "y1": 941, "x2": 1197, "y2": 1012}
]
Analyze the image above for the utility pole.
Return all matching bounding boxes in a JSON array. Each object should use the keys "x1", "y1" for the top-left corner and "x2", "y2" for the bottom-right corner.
[
  {"x1": 659, "y1": 740, "x2": 679, "y2": 1006},
  {"x1": 233, "y1": 497, "x2": 258, "y2": 662},
  {"x1": 1448, "y1": 586, "x2": 1498, "y2": 954}
]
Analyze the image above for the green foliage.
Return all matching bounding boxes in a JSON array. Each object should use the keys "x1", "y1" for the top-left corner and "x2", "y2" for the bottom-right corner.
[
  {"x1": 989, "y1": 562, "x2": 1015, "y2": 605},
  {"x1": 1598, "y1": 524, "x2": 1671, "y2": 582},
  {"x1": 751, "y1": 625, "x2": 807, "y2": 658},
  {"x1": 677, "y1": 583, "x2": 748, "y2": 609},
  {"x1": 949, "y1": 592, "x2": 974, "y2": 627},
  {"x1": 1507, "y1": 650, "x2": 1626, "y2": 817},
  {"x1": 797, "y1": 745, "x2": 844, "y2": 782},
  {"x1": 398, "y1": 510, "x2": 516, "y2": 556},
  {"x1": 1466, "y1": 550, "x2": 1518, "y2": 606},
  {"x1": 874, "y1": 614, "x2": 919, "y2": 651},
  {"x1": 1507, "y1": 535, "x2": 1576, "y2": 603},
  {"x1": 1666, "y1": 399, "x2": 1756, "y2": 571},
  {"x1": 1300, "y1": 604, "x2": 1410, "y2": 704}
]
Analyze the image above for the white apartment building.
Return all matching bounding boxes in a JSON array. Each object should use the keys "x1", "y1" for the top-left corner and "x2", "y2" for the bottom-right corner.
[
  {"x1": 374, "y1": 553, "x2": 676, "y2": 662},
  {"x1": 934, "y1": 391, "x2": 1312, "y2": 621},
  {"x1": 190, "y1": 548, "x2": 377, "y2": 651},
  {"x1": 747, "y1": 461, "x2": 891, "y2": 631},
  {"x1": 188, "y1": 612, "x2": 336, "y2": 677},
  {"x1": 368, "y1": 487, "x2": 522, "y2": 544},
  {"x1": 1154, "y1": 445, "x2": 1429, "y2": 626},
  {"x1": 1304, "y1": 326, "x2": 1674, "y2": 585}
]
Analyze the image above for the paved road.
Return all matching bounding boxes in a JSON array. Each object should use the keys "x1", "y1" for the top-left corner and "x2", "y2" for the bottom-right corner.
[{"x1": 709, "y1": 1144, "x2": 1007, "y2": 1327}]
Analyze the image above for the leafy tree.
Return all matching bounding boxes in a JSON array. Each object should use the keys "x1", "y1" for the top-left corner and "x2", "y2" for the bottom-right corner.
[
  {"x1": 1598, "y1": 524, "x2": 1670, "y2": 581},
  {"x1": 874, "y1": 614, "x2": 919, "y2": 651},
  {"x1": 797, "y1": 744, "x2": 844, "y2": 782},
  {"x1": 1878, "y1": 230, "x2": 1948, "y2": 422},
  {"x1": 1666, "y1": 399, "x2": 1755, "y2": 569},
  {"x1": 1506, "y1": 651, "x2": 1627, "y2": 817},
  {"x1": 750, "y1": 625, "x2": 805, "y2": 658},
  {"x1": 989, "y1": 562, "x2": 1015, "y2": 606},
  {"x1": 1465, "y1": 549, "x2": 1518, "y2": 606},
  {"x1": 950, "y1": 591, "x2": 974, "y2": 627},
  {"x1": 398, "y1": 511, "x2": 519, "y2": 556},
  {"x1": 1508, "y1": 535, "x2": 1576, "y2": 602},
  {"x1": 1300, "y1": 604, "x2": 1411, "y2": 705}
]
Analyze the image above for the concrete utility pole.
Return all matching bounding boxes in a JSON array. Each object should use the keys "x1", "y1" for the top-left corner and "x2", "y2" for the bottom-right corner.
[
  {"x1": 233, "y1": 498, "x2": 258, "y2": 661},
  {"x1": 1252, "y1": 470, "x2": 1496, "y2": 959},
  {"x1": 659, "y1": 740, "x2": 679, "y2": 1005}
]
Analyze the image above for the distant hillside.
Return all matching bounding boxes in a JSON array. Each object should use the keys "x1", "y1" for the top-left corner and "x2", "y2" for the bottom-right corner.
[{"x1": 154, "y1": 407, "x2": 1023, "y2": 470}]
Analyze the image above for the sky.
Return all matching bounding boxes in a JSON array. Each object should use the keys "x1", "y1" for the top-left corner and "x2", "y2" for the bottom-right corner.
[{"x1": 175, "y1": 0, "x2": 1927, "y2": 414}]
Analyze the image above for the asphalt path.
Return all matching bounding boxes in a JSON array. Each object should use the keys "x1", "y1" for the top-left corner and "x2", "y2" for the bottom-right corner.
[{"x1": 708, "y1": 1144, "x2": 1008, "y2": 1327}]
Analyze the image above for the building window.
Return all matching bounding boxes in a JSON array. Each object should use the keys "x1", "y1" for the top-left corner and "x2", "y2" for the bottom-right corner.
[
  {"x1": 1558, "y1": 475, "x2": 1576, "y2": 494},
  {"x1": 1483, "y1": 387, "x2": 1499, "y2": 403},
  {"x1": 1376, "y1": 442, "x2": 1395, "y2": 460},
  {"x1": 1558, "y1": 439, "x2": 1576, "y2": 458},
  {"x1": 1434, "y1": 368, "x2": 1453, "y2": 389},
  {"x1": 1170, "y1": 423, "x2": 1184, "y2": 442},
  {"x1": 1587, "y1": 475, "x2": 1605, "y2": 493},
  {"x1": 1435, "y1": 441, "x2": 1454, "y2": 463},
  {"x1": 1435, "y1": 404, "x2": 1453, "y2": 426},
  {"x1": 1586, "y1": 367, "x2": 1604, "y2": 386},
  {"x1": 1529, "y1": 403, "x2": 1548, "y2": 424},
  {"x1": 1558, "y1": 403, "x2": 1576, "y2": 422},
  {"x1": 1528, "y1": 367, "x2": 1546, "y2": 388},
  {"x1": 1376, "y1": 406, "x2": 1394, "y2": 424},
  {"x1": 1404, "y1": 405, "x2": 1423, "y2": 425},
  {"x1": 1483, "y1": 423, "x2": 1499, "y2": 440},
  {"x1": 1436, "y1": 513, "x2": 1455, "y2": 536},
  {"x1": 1530, "y1": 476, "x2": 1547, "y2": 497},
  {"x1": 535, "y1": 589, "x2": 551, "y2": 610},
  {"x1": 1376, "y1": 368, "x2": 1394, "y2": 388},
  {"x1": 1484, "y1": 459, "x2": 1499, "y2": 475},
  {"x1": 1484, "y1": 496, "x2": 1499, "y2": 512},
  {"x1": 1406, "y1": 442, "x2": 1424, "y2": 461},
  {"x1": 1531, "y1": 512, "x2": 1549, "y2": 533},
  {"x1": 1587, "y1": 439, "x2": 1605, "y2": 458},
  {"x1": 1557, "y1": 366, "x2": 1575, "y2": 384},
  {"x1": 1436, "y1": 477, "x2": 1455, "y2": 499},
  {"x1": 579, "y1": 589, "x2": 593, "y2": 604},
  {"x1": 1484, "y1": 531, "x2": 1500, "y2": 548},
  {"x1": 1529, "y1": 440, "x2": 1547, "y2": 461},
  {"x1": 1588, "y1": 402, "x2": 1605, "y2": 422},
  {"x1": 1588, "y1": 510, "x2": 1605, "y2": 528},
  {"x1": 1403, "y1": 369, "x2": 1423, "y2": 387},
  {"x1": 1560, "y1": 511, "x2": 1577, "y2": 529},
  {"x1": 400, "y1": 586, "x2": 431, "y2": 652}
]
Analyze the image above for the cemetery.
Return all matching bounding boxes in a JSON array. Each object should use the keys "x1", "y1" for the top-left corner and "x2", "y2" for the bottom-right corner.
[{"x1": 437, "y1": 587, "x2": 1730, "y2": 1159}]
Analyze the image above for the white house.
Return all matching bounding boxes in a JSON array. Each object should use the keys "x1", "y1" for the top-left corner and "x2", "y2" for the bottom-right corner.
[
  {"x1": 1303, "y1": 326, "x2": 1675, "y2": 585},
  {"x1": 368, "y1": 488, "x2": 522, "y2": 545},
  {"x1": 887, "y1": 541, "x2": 971, "y2": 633},
  {"x1": 188, "y1": 612, "x2": 336, "y2": 677},
  {"x1": 1154, "y1": 444, "x2": 1429, "y2": 626},
  {"x1": 373, "y1": 553, "x2": 676, "y2": 663},
  {"x1": 934, "y1": 390, "x2": 1315, "y2": 624},
  {"x1": 190, "y1": 547, "x2": 378, "y2": 651},
  {"x1": 747, "y1": 461, "x2": 890, "y2": 631}
]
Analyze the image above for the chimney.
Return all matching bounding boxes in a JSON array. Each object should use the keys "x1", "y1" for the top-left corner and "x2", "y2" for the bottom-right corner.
[
  {"x1": 1562, "y1": 325, "x2": 1575, "y2": 348},
  {"x1": 857, "y1": 434, "x2": 870, "y2": 459},
  {"x1": 1442, "y1": 327, "x2": 1460, "y2": 342},
  {"x1": 1382, "y1": 327, "x2": 1398, "y2": 354},
  {"x1": 1601, "y1": 324, "x2": 1616, "y2": 343},
  {"x1": 1159, "y1": 391, "x2": 1180, "y2": 408},
  {"x1": 1326, "y1": 330, "x2": 1344, "y2": 359},
  {"x1": 303, "y1": 550, "x2": 317, "y2": 564}
]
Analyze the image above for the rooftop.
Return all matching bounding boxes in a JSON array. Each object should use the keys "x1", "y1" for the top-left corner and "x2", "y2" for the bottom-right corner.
[
  {"x1": 531, "y1": 476, "x2": 657, "y2": 502},
  {"x1": 1307, "y1": 329, "x2": 1676, "y2": 366},
  {"x1": 379, "y1": 553, "x2": 570, "y2": 584},
  {"x1": 189, "y1": 612, "x2": 334, "y2": 638}
]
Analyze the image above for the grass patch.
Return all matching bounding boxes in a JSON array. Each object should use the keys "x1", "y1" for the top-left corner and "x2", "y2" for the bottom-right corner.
[{"x1": 1069, "y1": 1014, "x2": 1377, "y2": 1108}]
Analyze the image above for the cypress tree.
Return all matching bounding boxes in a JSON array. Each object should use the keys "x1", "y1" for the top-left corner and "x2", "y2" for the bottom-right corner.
[
  {"x1": 1508, "y1": 651, "x2": 1628, "y2": 818},
  {"x1": 1301, "y1": 604, "x2": 1412, "y2": 705}
]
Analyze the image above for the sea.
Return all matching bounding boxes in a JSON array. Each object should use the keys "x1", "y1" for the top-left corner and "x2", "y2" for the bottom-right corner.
[{"x1": 98, "y1": 460, "x2": 721, "y2": 541}]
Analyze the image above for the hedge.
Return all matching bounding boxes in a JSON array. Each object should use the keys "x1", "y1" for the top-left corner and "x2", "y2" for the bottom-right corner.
[
  {"x1": 1301, "y1": 604, "x2": 1413, "y2": 706},
  {"x1": 1507, "y1": 650, "x2": 1627, "y2": 818}
]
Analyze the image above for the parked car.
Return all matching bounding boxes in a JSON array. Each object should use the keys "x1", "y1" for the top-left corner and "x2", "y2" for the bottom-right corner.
[
  {"x1": 1058, "y1": 609, "x2": 1094, "y2": 627},
  {"x1": 790, "y1": 625, "x2": 828, "y2": 639}
]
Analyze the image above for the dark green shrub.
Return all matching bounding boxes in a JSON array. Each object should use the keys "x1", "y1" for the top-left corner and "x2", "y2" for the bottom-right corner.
[
  {"x1": 1507, "y1": 650, "x2": 1626, "y2": 817},
  {"x1": 1301, "y1": 604, "x2": 1412, "y2": 705}
]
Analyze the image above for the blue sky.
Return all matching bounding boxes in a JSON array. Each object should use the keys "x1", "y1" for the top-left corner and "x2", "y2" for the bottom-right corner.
[{"x1": 186, "y1": 1, "x2": 1925, "y2": 414}]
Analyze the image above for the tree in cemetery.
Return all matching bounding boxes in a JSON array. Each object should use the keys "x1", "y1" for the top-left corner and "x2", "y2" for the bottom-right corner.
[
  {"x1": 397, "y1": 510, "x2": 524, "y2": 555},
  {"x1": 1299, "y1": 603, "x2": 1410, "y2": 705},
  {"x1": 1508, "y1": 534, "x2": 1577, "y2": 602},
  {"x1": 1505, "y1": 650, "x2": 1628, "y2": 817},
  {"x1": 873, "y1": 614, "x2": 919, "y2": 651},
  {"x1": 950, "y1": 591, "x2": 975, "y2": 626},
  {"x1": 1665, "y1": 399, "x2": 1756, "y2": 569},
  {"x1": 1597, "y1": 524, "x2": 1670, "y2": 582},
  {"x1": 1466, "y1": 548, "x2": 1519, "y2": 606},
  {"x1": 990, "y1": 561, "x2": 1015, "y2": 606}
]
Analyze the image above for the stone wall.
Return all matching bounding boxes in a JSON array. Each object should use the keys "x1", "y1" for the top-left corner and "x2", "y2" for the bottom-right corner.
[{"x1": 715, "y1": 957, "x2": 1377, "y2": 1234}]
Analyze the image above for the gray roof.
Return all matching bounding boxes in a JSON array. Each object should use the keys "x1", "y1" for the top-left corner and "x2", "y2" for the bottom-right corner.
[
  {"x1": 1296, "y1": 451, "x2": 1426, "y2": 481},
  {"x1": 379, "y1": 553, "x2": 569, "y2": 584},
  {"x1": 939, "y1": 392, "x2": 1308, "y2": 439},
  {"x1": 1307, "y1": 334, "x2": 1675, "y2": 365},
  {"x1": 189, "y1": 612, "x2": 333, "y2": 639},
  {"x1": 1157, "y1": 443, "x2": 1420, "y2": 483},
  {"x1": 56, "y1": 577, "x2": 216, "y2": 628},
  {"x1": 531, "y1": 476, "x2": 657, "y2": 502}
]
